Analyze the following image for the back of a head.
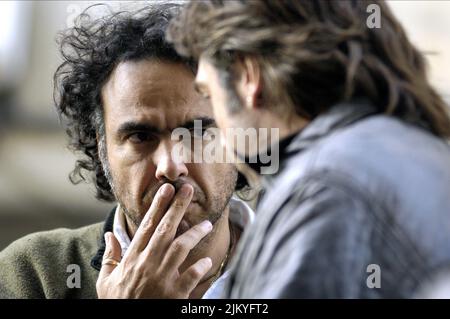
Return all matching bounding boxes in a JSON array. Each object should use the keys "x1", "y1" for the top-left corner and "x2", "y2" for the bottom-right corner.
[{"x1": 168, "y1": 0, "x2": 450, "y2": 138}]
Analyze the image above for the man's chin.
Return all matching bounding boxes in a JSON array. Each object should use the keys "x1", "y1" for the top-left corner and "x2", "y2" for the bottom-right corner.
[{"x1": 174, "y1": 203, "x2": 204, "y2": 238}]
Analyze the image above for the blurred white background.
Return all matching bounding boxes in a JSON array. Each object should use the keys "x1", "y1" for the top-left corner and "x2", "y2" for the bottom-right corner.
[{"x1": 0, "y1": 0, "x2": 449, "y2": 249}]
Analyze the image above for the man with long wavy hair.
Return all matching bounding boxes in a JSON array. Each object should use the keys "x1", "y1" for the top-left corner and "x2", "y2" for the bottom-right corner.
[{"x1": 167, "y1": 0, "x2": 450, "y2": 298}]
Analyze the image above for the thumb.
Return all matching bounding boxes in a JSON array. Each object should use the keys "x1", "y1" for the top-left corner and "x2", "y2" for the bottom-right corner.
[{"x1": 98, "y1": 232, "x2": 122, "y2": 280}]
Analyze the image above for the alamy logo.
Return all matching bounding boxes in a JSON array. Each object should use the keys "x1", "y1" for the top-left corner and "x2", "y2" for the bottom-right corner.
[
  {"x1": 366, "y1": 264, "x2": 381, "y2": 289},
  {"x1": 366, "y1": 4, "x2": 381, "y2": 29},
  {"x1": 171, "y1": 120, "x2": 280, "y2": 175},
  {"x1": 66, "y1": 264, "x2": 81, "y2": 289}
]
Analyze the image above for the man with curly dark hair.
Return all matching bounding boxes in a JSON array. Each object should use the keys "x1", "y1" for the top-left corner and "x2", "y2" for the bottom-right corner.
[{"x1": 0, "y1": 4, "x2": 254, "y2": 299}]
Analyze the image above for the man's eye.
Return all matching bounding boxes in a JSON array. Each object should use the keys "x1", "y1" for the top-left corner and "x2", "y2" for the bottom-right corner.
[{"x1": 128, "y1": 132, "x2": 154, "y2": 144}]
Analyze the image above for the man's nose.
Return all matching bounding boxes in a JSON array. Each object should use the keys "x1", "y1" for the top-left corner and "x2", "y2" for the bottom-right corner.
[{"x1": 154, "y1": 138, "x2": 188, "y2": 182}]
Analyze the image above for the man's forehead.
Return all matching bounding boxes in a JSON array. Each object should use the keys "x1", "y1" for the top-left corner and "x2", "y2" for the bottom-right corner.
[
  {"x1": 102, "y1": 59, "x2": 212, "y2": 131},
  {"x1": 106, "y1": 99, "x2": 213, "y2": 133},
  {"x1": 104, "y1": 59, "x2": 194, "y2": 101}
]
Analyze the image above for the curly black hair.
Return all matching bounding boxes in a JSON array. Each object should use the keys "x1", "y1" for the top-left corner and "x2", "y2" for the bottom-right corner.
[{"x1": 54, "y1": 3, "x2": 248, "y2": 202}]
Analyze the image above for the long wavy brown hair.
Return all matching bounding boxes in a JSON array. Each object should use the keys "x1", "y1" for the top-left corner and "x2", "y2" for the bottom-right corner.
[{"x1": 168, "y1": 0, "x2": 450, "y2": 138}]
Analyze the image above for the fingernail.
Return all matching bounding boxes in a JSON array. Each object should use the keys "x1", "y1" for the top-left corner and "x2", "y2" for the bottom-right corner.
[
  {"x1": 160, "y1": 184, "x2": 173, "y2": 197},
  {"x1": 200, "y1": 220, "x2": 213, "y2": 232}
]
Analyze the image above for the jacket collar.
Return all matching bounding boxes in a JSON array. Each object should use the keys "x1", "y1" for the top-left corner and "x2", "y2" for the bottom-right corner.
[
  {"x1": 285, "y1": 98, "x2": 377, "y2": 156},
  {"x1": 256, "y1": 98, "x2": 377, "y2": 189},
  {"x1": 90, "y1": 207, "x2": 116, "y2": 271}
]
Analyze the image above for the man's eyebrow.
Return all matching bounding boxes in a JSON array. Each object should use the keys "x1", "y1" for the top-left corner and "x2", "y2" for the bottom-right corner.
[
  {"x1": 117, "y1": 122, "x2": 162, "y2": 136},
  {"x1": 180, "y1": 117, "x2": 216, "y2": 130}
]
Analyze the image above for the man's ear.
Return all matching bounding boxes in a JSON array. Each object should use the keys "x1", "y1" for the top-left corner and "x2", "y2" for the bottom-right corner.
[{"x1": 235, "y1": 56, "x2": 263, "y2": 110}]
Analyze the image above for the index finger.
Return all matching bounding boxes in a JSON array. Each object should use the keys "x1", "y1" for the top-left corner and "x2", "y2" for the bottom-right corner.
[
  {"x1": 125, "y1": 183, "x2": 175, "y2": 255},
  {"x1": 145, "y1": 183, "x2": 193, "y2": 257}
]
